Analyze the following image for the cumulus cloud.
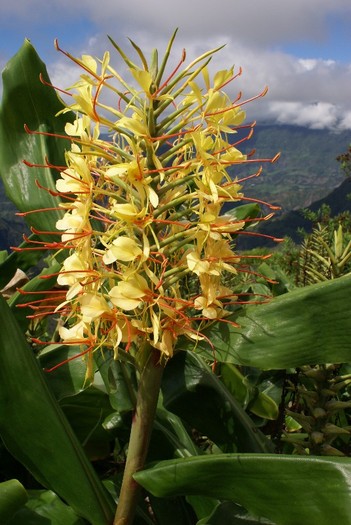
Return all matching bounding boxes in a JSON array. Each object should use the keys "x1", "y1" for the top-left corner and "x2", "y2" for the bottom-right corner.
[
  {"x1": 266, "y1": 101, "x2": 339, "y2": 129},
  {"x1": 1, "y1": 0, "x2": 351, "y2": 130},
  {"x1": 78, "y1": 0, "x2": 351, "y2": 46}
]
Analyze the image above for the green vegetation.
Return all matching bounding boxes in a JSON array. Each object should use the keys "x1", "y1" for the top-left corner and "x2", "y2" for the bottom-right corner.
[
  {"x1": 237, "y1": 124, "x2": 349, "y2": 211},
  {"x1": 0, "y1": 37, "x2": 351, "y2": 525}
]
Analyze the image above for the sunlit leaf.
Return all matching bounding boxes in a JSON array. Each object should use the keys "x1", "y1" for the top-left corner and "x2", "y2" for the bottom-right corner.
[
  {"x1": 189, "y1": 274, "x2": 351, "y2": 369},
  {"x1": 0, "y1": 479, "x2": 28, "y2": 524},
  {"x1": 0, "y1": 40, "x2": 74, "y2": 238}
]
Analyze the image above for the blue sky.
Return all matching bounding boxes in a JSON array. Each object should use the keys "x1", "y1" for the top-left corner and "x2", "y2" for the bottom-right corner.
[{"x1": 1, "y1": 0, "x2": 351, "y2": 130}]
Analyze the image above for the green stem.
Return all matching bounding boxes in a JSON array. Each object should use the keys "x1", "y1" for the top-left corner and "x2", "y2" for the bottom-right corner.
[{"x1": 113, "y1": 345, "x2": 164, "y2": 525}]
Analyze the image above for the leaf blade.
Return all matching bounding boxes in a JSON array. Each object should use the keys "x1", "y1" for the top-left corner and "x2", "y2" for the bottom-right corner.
[
  {"x1": 0, "y1": 294, "x2": 114, "y2": 524},
  {"x1": 191, "y1": 275, "x2": 351, "y2": 369},
  {"x1": 135, "y1": 454, "x2": 351, "y2": 525}
]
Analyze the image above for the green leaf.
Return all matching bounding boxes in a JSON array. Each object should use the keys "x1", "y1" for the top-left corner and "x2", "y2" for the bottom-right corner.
[
  {"x1": 38, "y1": 344, "x2": 88, "y2": 400},
  {"x1": 96, "y1": 354, "x2": 137, "y2": 413},
  {"x1": 60, "y1": 386, "x2": 114, "y2": 461},
  {"x1": 135, "y1": 454, "x2": 351, "y2": 525},
  {"x1": 192, "y1": 274, "x2": 351, "y2": 369},
  {"x1": 0, "y1": 40, "x2": 74, "y2": 237},
  {"x1": 0, "y1": 294, "x2": 114, "y2": 524},
  {"x1": 0, "y1": 234, "x2": 46, "y2": 290},
  {"x1": 8, "y1": 261, "x2": 61, "y2": 330},
  {"x1": 162, "y1": 352, "x2": 272, "y2": 453},
  {"x1": 219, "y1": 363, "x2": 278, "y2": 420},
  {"x1": 197, "y1": 501, "x2": 275, "y2": 525},
  {"x1": 227, "y1": 203, "x2": 260, "y2": 222},
  {"x1": 0, "y1": 479, "x2": 28, "y2": 524},
  {"x1": 153, "y1": 408, "x2": 199, "y2": 459},
  {"x1": 8, "y1": 490, "x2": 86, "y2": 525}
]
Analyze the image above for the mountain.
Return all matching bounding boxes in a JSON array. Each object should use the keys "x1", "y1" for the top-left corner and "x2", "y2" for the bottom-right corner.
[
  {"x1": 234, "y1": 124, "x2": 350, "y2": 212},
  {"x1": 0, "y1": 124, "x2": 350, "y2": 250},
  {"x1": 0, "y1": 181, "x2": 29, "y2": 251},
  {"x1": 237, "y1": 177, "x2": 351, "y2": 249}
]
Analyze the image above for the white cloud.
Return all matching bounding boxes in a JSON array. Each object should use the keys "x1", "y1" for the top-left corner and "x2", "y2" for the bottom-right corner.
[
  {"x1": 78, "y1": 0, "x2": 351, "y2": 47},
  {"x1": 339, "y1": 111, "x2": 351, "y2": 130},
  {"x1": 1, "y1": 0, "x2": 351, "y2": 130},
  {"x1": 267, "y1": 101, "x2": 340, "y2": 129}
]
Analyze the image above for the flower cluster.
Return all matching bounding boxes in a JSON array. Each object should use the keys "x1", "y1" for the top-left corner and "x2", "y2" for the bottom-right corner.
[{"x1": 25, "y1": 32, "x2": 279, "y2": 369}]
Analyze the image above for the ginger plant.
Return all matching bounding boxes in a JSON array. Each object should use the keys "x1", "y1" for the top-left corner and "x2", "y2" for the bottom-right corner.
[{"x1": 18, "y1": 31, "x2": 279, "y2": 524}]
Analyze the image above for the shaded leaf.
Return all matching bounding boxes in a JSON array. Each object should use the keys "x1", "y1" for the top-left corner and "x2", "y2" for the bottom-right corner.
[
  {"x1": 0, "y1": 294, "x2": 114, "y2": 524},
  {"x1": 162, "y1": 352, "x2": 272, "y2": 453},
  {"x1": 135, "y1": 454, "x2": 351, "y2": 525},
  {"x1": 8, "y1": 490, "x2": 86, "y2": 525},
  {"x1": 38, "y1": 344, "x2": 88, "y2": 400},
  {"x1": 96, "y1": 354, "x2": 137, "y2": 413},
  {"x1": 0, "y1": 234, "x2": 45, "y2": 290},
  {"x1": 219, "y1": 363, "x2": 278, "y2": 420},
  {"x1": 197, "y1": 501, "x2": 275, "y2": 525},
  {"x1": 60, "y1": 386, "x2": 114, "y2": 461}
]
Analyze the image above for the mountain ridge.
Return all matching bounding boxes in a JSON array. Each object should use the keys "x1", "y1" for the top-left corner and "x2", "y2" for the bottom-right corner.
[{"x1": 0, "y1": 124, "x2": 350, "y2": 250}]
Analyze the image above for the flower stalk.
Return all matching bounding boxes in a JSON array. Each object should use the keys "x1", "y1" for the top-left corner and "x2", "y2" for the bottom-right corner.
[{"x1": 114, "y1": 344, "x2": 164, "y2": 525}]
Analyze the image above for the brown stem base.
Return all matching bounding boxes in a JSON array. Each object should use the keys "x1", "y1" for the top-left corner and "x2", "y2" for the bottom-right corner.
[{"x1": 113, "y1": 346, "x2": 164, "y2": 525}]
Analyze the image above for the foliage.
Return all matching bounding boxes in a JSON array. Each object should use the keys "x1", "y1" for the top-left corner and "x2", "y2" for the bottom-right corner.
[
  {"x1": 237, "y1": 124, "x2": 349, "y2": 211},
  {"x1": 336, "y1": 144, "x2": 351, "y2": 177},
  {"x1": 0, "y1": 34, "x2": 351, "y2": 525}
]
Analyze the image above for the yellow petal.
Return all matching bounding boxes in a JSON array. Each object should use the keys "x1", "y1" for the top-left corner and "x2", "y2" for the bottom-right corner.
[
  {"x1": 103, "y1": 237, "x2": 142, "y2": 264},
  {"x1": 59, "y1": 321, "x2": 87, "y2": 341},
  {"x1": 109, "y1": 275, "x2": 148, "y2": 311},
  {"x1": 79, "y1": 293, "x2": 110, "y2": 321},
  {"x1": 186, "y1": 252, "x2": 210, "y2": 275},
  {"x1": 130, "y1": 69, "x2": 153, "y2": 94}
]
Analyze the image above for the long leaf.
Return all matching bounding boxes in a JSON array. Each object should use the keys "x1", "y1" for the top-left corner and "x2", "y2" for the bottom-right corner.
[
  {"x1": 162, "y1": 352, "x2": 272, "y2": 453},
  {"x1": 0, "y1": 294, "x2": 114, "y2": 524},
  {"x1": 135, "y1": 454, "x2": 351, "y2": 525},
  {"x1": 190, "y1": 274, "x2": 351, "y2": 369},
  {"x1": 0, "y1": 40, "x2": 74, "y2": 237}
]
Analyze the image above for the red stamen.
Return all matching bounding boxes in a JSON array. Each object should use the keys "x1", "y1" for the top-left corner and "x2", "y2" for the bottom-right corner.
[
  {"x1": 44, "y1": 343, "x2": 94, "y2": 372},
  {"x1": 16, "y1": 206, "x2": 63, "y2": 216},
  {"x1": 24, "y1": 123, "x2": 73, "y2": 142},
  {"x1": 39, "y1": 72, "x2": 72, "y2": 96},
  {"x1": 237, "y1": 167, "x2": 262, "y2": 183},
  {"x1": 153, "y1": 48, "x2": 187, "y2": 97},
  {"x1": 55, "y1": 39, "x2": 101, "y2": 81},
  {"x1": 239, "y1": 196, "x2": 281, "y2": 211}
]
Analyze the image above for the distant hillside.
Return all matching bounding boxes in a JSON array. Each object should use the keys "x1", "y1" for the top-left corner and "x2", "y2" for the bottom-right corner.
[
  {"x1": 235, "y1": 124, "x2": 350, "y2": 212},
  {"x1": 0, "y1": 179, "x2": 29, "y2": 251},
  {"x1": 237, "y1": 177, "x2": 351, "y2": 249},
  {"x1": 0, "y1": 124, "x2": 350, "y2": 250}
]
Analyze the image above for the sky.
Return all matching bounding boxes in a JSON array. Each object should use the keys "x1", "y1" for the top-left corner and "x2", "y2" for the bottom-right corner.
[{"x1": 1, "y1": 0, "x2": 351, "y2": 131}]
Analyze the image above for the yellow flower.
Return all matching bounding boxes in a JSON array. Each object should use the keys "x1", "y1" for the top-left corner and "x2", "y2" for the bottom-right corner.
[
  {"x1": 57, "y1": 252, "x2": 90, "y2": 287},
  {"x1": 59, "y1": 320, "x2": 88, "y2": 342},
  {"x1": 194, "y1": 295, "x2": 219, "y2": 319},
  {"x1": 103, "y1": 237, "x2": 143, "y2": 264},
  {"x1": 110, "y1": 202, "x2": 144, "y2": 222},
  {"x1": 109, "y1": 274, "x2": 149, "y2": 311},
  {"x1": 79, "y1": 293, "x2": 111, "y2": 322},
  {"x1": 28, "y1": 32, "x2": 278, "y2": 366}
]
